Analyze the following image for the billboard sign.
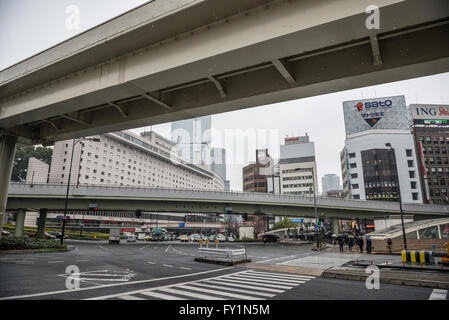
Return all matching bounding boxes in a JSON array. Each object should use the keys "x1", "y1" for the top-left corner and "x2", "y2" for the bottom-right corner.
[
  {"x1": 343, "y1": 95, "x2": 409, "y2": 136},
  {"x1": 409, "y1": 104, "x2": 449, "y2": 125}
]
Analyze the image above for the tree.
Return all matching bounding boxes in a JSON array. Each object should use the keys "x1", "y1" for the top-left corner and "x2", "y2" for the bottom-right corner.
[
  {"x1": 11, "y1": 146, "x2": 53, "y2": 182},
  {"x1": 271, "y1": 217, "x2": 298, "y2": 231}
]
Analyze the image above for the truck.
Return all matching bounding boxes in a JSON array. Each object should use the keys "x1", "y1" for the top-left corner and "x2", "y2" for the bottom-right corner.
[{"x1": 109, "y1": 228, "x2": 121, "y2": 244}]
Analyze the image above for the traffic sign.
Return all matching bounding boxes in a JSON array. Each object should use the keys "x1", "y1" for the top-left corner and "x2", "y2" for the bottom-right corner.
[{"x1": 179, "y1": 223, "x2": 185, "y2": 228}]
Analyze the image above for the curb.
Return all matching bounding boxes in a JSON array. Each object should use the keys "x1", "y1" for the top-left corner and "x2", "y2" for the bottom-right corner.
[
  {"x1": 193, "y1": 258, "x2": 251, "y2": 266},
  {"x1": 322, "y1": 270, "x2": 449, "y2": 289},
  {"x1": 0, "y1": 248, "x2": 69, "y2": 255}
]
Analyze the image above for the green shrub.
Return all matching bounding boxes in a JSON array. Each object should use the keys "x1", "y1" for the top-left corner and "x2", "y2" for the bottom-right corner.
[{"x1": 0, "y1": 237, "x2": 66, "y2": 250}]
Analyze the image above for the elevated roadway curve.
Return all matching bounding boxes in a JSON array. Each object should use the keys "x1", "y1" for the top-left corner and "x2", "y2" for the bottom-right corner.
[{"x1": 6, "y1": 183, "x2": 449, "y2": 220}]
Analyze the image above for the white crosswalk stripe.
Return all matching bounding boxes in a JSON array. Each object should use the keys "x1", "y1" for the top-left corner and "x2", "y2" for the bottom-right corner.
[{"x1": 108, "y1": 269, "x2": 315, "y2": 301}]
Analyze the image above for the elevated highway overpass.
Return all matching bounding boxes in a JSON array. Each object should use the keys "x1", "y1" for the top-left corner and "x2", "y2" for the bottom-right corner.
[
  {"x1": 6, "y1": 183, "x2": 449, "y2": 220},
  {"x1": 1, "y1": 0, "x2": 449, "y2": 235}
]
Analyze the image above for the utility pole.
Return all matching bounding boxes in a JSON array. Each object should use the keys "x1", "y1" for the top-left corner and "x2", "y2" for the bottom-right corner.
[{"x1": 386, "y1": 143, "x2": 408, "y2": 250}]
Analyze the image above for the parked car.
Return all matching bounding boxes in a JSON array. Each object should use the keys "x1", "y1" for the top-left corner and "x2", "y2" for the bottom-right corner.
[
  {"x1": 1, "y1": 230, "x2": 11, "y2": 237},
  {"x1": 262, "y1": 234, "x2": 279, "y2": 243},
  {"x1": 190, "y1": 234, "x2": 201, "y2": 242},
  {"x1": 227, "y1": 236, "x2": 235, "y2": 242},
  {"x1": 49, "y1": 232, "x2": 68, "y2": 239},
  {"x1": 126, "y1": 234, "x2": 137, "y2": 242},
  {"x1": 216, "y1": 234, "x2": 226, "y2": 242},
  {"x1": 29, "y1": 232, "x2": 56, "y2": 240},
  {"x1": 179, "y1": 235, "x2": 189, "y2": 242}
]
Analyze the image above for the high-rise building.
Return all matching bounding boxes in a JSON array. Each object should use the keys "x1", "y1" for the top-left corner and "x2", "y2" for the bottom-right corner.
[
  {"x1": 321, "y1": 174, "x2": 341, "y2": 196},
  {"x1": 409, "y1": 103, "x2": 449, "y2": 204},
  {"x1": 242, "y1": 149, "x2": 274, "y2": 193},
  {"x1": 279, "y1": 135, "x2": 318, "y2": 196},
  {"x1": 49, "y1": 130, "x2": 224, "y2": 190},
  {"x1": 341, "y1": 95, "x2": 422, "y2": 203},
  {"x1": 171, "y1": 116, "x2": 211, "y2": 165},
  {"x1": 210, "y1": 147, "x2": 226, "y2": 181}
]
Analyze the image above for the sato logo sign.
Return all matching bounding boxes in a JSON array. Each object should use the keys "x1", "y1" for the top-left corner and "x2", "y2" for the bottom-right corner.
[{"x1": 354, "y1": 99, "x2": 393, "y2": 127}]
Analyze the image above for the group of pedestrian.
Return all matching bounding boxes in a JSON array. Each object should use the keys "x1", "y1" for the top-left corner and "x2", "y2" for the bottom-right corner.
[{"x1": 336, "y1": 234, "x2": 372, "y2": 253}]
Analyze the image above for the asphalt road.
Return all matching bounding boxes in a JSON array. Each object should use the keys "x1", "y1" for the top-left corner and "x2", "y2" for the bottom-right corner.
[{"x1": 0, "y1": 241, "x2": 446, "y2": 300}]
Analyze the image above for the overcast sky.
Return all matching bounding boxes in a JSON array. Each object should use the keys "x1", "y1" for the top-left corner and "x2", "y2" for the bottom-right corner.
[{"x1": 2, "y1": 0, "x2": 449, "y2": 192}]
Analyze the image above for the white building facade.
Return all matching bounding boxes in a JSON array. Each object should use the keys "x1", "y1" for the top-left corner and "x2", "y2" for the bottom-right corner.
[
  {"x1": 341, "y1": 95, "x2": 422, "y2": 203},
  {"x1": 49, "y1": 130, "x2": 224, "y2": 191},
  {"x1": 279, "y1": 136, "x2": 318, "y2": 196}
]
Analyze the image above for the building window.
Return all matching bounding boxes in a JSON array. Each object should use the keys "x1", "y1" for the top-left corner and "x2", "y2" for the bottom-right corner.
[
  {"x1": 352, "y1": 184, "x2": 359, "y2": 189},
  {"x1": 406, "y1": 149, "x2": 412, "y2": 157},
  {"x1": 349, "y1": 153, "x2": 356, "y2": 158},
  {"x1": 411, "y1": 181, "x2": 417, "y2": 189},
  {"x1": 407, "y1": 160, "x2": 413, "y2": 167},
  {"x1": 353, "y1": 195, "x2": 360, "y2": 199},
  {"x1": 350, "y1": 163, "x2": 357, "y2": 168},
  {"x1": 409, "y1": 171, "x2": 415, "y2": 178},
  {"x1": 350, "y1": 173, "x2": 358, "y2": 179},
  {"x1": 412, "y1": 192, "x2": 418, "y2": 200}
]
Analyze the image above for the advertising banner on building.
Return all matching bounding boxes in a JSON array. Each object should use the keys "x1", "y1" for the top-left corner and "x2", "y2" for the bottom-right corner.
[
  {"x1": 409, "y1": 104, "x2": 449, "y2": 126},
  {"x1": 343, "y1": 95, "x2": 409, "y2": 136}
]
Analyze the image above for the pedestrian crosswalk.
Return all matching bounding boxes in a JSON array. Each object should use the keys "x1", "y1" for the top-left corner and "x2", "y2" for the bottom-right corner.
[{"x1": 94, "y1": 270, "x2": 315, "y2": 300}]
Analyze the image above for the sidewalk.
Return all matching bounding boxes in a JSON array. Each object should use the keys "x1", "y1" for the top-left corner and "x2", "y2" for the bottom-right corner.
[{"x1": 323, "y1": 266, "x2": 449, "y2": 289}]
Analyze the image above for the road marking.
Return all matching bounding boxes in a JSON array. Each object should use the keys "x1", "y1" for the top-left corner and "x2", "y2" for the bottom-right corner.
[
  {"x1": 139, "y1": 245, "x2": 151, "y2": 250},
  {"x1": 224, "y1": 275, "x2": 302, "y2": 286},
  {"x1": 0, "y1": 267, "x2": 233, "y2": 300},
  {"x1": 176, "y1": 284, "x2": 264, "y2": 300},
  {"x1": 98, "y1": 245, "x2": 113, "y2": 253},
  {"x1": 214, "y1": 277, "x2": 293, "y2": 289},
  {"x1": 429, "y1": 289, "x2": 448, "y2": 300},
  {"x1": 76, "y1": 260, "x2": 90, "y2": 262},
  {"x1": 255, "y1": 255, "x2": 297, "y2": 264},
  {"x1": 180, "y1": 267, "x2": 192, "y2": 270},
  {"x1": 202, "y1": 279, "x2": 284, "y2": 293},
  {"x1": 164, "y1": 245, "x2": 171, "y2": 253},
  {"x1": 48, "y1": 261, "x2": 64, "y2": 264},
  {"x1": 245, "y1": 270, "x2": 316, "y2": 279},
  {"x1": 147, "y1": 262, "x2": 156, "y2": 264},
  {"x1": 189, "y1": 282, "x2": 276, "y2": 297},
  {"x1": 163, "y1": 264, "x2": 173, "y2": 268},
  {"x1": 157, "y1": 287, "x2": 224, "y2": 300},
  {"x1": 139, "y1": 291, "x2": 187, "y2": 300},
  {"x1": 230, "y1": 273, "x2": 306, "y2": 284},
  {"x1": 86, "y1": 269, "x2": 304, "y2": 300},
  {"x1": 119, "y1": 295, "x2": 145, "y2": 300}
]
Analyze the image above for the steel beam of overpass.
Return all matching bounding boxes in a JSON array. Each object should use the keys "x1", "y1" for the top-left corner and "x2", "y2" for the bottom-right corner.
[
  {"x1": 1, "y1": 0, "x2": 448, "y2": 144},
  {"x1": 6, "y1": 184, "x2": 449, "y2": 220}
]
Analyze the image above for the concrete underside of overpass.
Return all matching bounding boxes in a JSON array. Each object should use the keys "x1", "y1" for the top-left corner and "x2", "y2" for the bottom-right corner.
[{"x1": 0, "y1": 0, "x2": 448, "y2": 144}]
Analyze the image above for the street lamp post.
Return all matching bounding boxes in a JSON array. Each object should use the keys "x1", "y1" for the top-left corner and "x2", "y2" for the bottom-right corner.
[
  {"x1": 60, "y1": 137, "x2": 100, "y2": 245},
  {"x1": 310, "y1": 166, "x2": 319, "y2": 250},
  {"x1": 386, "y1": 143, "x2": 408, "y2": 250}
]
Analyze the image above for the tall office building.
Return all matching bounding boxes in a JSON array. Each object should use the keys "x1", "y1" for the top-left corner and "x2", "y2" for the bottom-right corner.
[
  {"x1": 409, "y1": 103, "x2": 449, "y2": 204},
  {"x1": 341, "y1": 95, "x2": 422, "y2": 203},
  {"x1": 321, "y1": 174, "x2": 341, "y2": 195},
  {"x1": 171, "y1": 116, "x2": 211, "y2": 165},
  {"x1": 210, "y1": 147, "x2": 226, "y2": 180},
  {"x1": 49, "y1": 130, "x2": 224, "y2": 190},
  {"x1": 279, "y1": 135, "x2": 318, "y2": 196},
  {"x1": 242, "y1": 149, "x2": 274, "y2": 193}
]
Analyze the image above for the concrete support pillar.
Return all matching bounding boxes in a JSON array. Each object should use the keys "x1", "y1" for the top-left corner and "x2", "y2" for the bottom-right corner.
[
  {"x1": 37, "y1": 208, "x2": 48, "y2": 238},
  {"x1": 332, "y1": 218, "x2": 340, "y2": 235},
  {"x1": 15, "y1": 208, "x2": 26, "y2": 237},
  {"x1": 0, "y1": 135, "x2": 17, "y2": 239}
]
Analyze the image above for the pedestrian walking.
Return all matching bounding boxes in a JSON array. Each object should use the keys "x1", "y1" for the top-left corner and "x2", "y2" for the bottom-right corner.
[
  {"x1": 366, "y1": 236, "x2": 372, "y2": 254},
  {"x1": 348, "y1": 237, "x2": 354, "y2": 252},
  {"x1": 358, "y1": 237, "x2": 364, "y2": 253},
  {"x1": 338, "y1": 236, "x2": 344, "y2": 253},
  {"x1": 387, "y1": 238, "x2": 393, "y2": 254}
]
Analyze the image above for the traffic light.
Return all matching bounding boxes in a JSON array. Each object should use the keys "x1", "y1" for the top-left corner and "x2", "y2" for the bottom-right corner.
[{"x1": 135, "y1": 209, "x2": 142, "y2": 218}]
